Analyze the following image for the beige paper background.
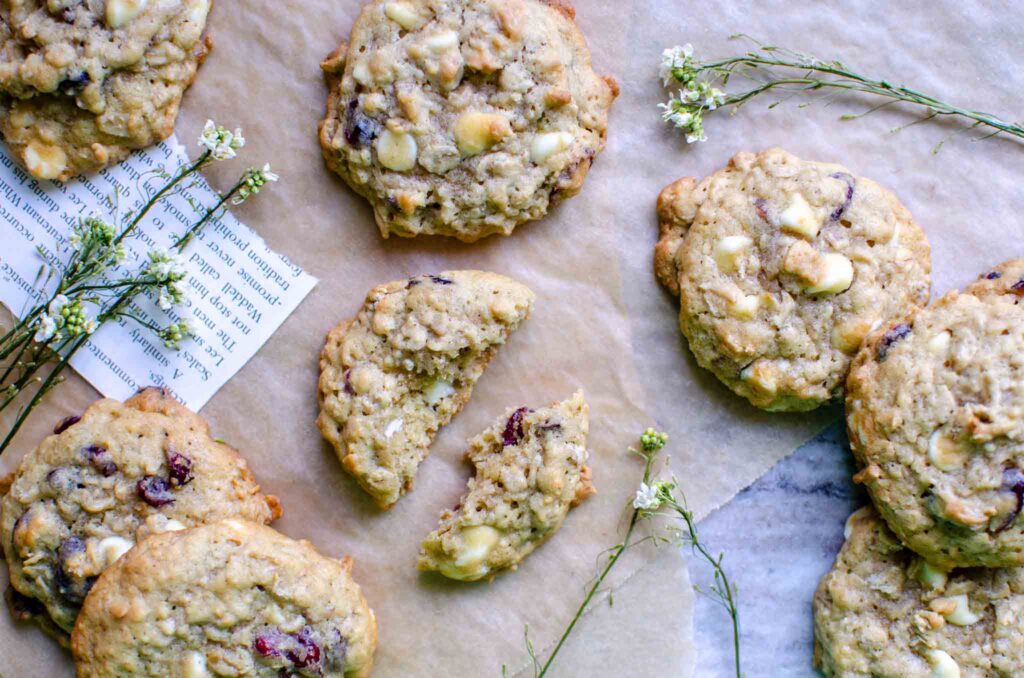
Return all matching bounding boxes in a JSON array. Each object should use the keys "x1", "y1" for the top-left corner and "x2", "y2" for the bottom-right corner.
[{"x1": 2, "y1": 0, "x2": 1022, "y2": 675}]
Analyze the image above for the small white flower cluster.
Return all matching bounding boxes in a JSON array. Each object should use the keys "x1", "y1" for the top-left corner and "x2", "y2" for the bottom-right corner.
[
  {"x1": 233, "y1": 164, "x2": 279, "y2": 205},
  {"x1": 632, "y1": 479, "x2": 676, "y2": 511},
  {"x1": 198, "y1": 120, "x2": 245, "y2": 161},
  {"x1": 158, "y1": 320, "x2": 193, "y2": 350},
  {"x1": 69, "y1": 217, "x2": 125, "y2": 264},
  {"x1": 144, "y1": 247, "x2": 190, "y2": 311},
  {"x1": 33, "y1": 294, "x2": 97, "y2": 343},
  {"x1": 658, "y1": 44, "x2": 726, "y2": 144}
]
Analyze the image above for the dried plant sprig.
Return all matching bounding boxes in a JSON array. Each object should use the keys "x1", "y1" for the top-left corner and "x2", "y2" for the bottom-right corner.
[
  {"x1": 505, "y1": 429, "x2": 741, "y2": 678},
  {"x1": 0, "y1": 123, "x2": 278, "y2": 455},
  {"x1": 660, "y1": 36, "x2": 1024, "y2": 151}
]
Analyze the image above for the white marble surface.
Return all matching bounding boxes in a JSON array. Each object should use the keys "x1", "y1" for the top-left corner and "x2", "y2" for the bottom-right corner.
[{"x1": 693, "y1": 419, "x2": 867, "y2": 676}]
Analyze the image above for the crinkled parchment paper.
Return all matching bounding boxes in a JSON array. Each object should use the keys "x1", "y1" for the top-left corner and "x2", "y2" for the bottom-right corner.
[{"x1": 4, "y1": 0, "x2": 1023, "y2": 675}]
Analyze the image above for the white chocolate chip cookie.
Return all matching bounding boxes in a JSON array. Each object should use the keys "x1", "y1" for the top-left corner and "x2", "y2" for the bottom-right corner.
[
  {"x1": 418, "y1": 390, "x2": 592, "y2": 581},
  {"x1": 0, "y1": 0, "x2": 210, "y2": 180},
  {"x1": 847, "y1": 259, "x2": 1024, "y2": 568},
  {"x1": 318, "y1": 0, "x2": 618, "y2": 241},
  {"x1": 654, "y1": 148, "x2": 931, "y2": 411},
  {"x1": 813, "y1": 506, "x2": 1024, "y2": 677},
  {"x1": 0, "y1": 387, "x2": 281, "y2": 641},
  {"x1": 71, "y1": 520, "x2": 377, "y2": 678},
  {"x1": 317, "y1": 271, "x2": 534, "y2": 509}
]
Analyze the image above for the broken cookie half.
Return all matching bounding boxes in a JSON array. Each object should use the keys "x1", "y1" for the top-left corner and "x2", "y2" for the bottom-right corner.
[
  {"x1": 418, "y1": 390, "x2": 593, "y2": 581},
  {"x1": 317, "y1": 270, "x2": 534, "y2": 509}
]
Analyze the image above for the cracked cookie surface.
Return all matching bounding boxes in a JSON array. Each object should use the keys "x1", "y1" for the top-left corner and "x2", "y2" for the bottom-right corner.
[
  {"x1": 655, "y1": 148, "x2": 931, "y2": 411},
  {"x1": 418, "y1": 390, "x2": 592, "y2": 581},
  {"x1": 847, "y1": 259, "x2": 1024, "y2": 568},
  {"x1": 0, "y1": 387, "x2": 280, "y2": 638},
  {"x1": 813, "y1": 506, "x2": 1024, "y2": 677},
  {"x1": 317, "y1": 270, "x2": 534, "y2": 509},
  {"x1": 0, "y1": 0, "x2": 210, "y2": 180},
  {"x1": 71, "y1": 519, "x2": 377, "y2": 678},
  {"x1": 318, "y1": 0, "x2": 617, "y2": 241}
]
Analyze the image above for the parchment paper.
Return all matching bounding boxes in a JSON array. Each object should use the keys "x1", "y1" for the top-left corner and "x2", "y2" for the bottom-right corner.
[{"x1": 3, "y1": 0, "x2": 1022, "y2": 675}]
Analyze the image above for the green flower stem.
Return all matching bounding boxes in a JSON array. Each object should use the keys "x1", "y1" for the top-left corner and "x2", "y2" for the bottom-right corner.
[
  {"x1": 534, "y1": 449, "x2": 658, "y2": 677},
  {"x1": 0, "y1": 179, "x2": 246, "y2": 456}
]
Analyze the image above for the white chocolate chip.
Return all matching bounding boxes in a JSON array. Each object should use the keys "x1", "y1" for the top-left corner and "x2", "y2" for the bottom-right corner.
[
  {"x1": 424, "y1": 379, "x2": 455, "y2": 405},
  {"x1": 739, "y1": 360, "x2": 777, "y2": 396},
  {"x1": 425, "y1": 30, "x2": 459, "y2": 51},
  {"x1": 439, "y1": 525, "x2": 501, "y2": 581},
  {"x1": 915, "y1": 560, "x2": 949, "y2": 590},
  {"x1": 805, "y1": 253, "x2": 854, "y2": 295},
  {"x1": 779, "y1": 194, "x2": 823, "y2": 239},
  {"x1": 24, "y1": 141, "x2": 67, "y2": 180},
  {"x1": 156, "y1": 618, "x2": 177, "y2": 635},
  {"x1": 728, "y1": 294, "x2": 760, "y2": 320},
  {"x1": 181, "y1": 651, "x2": 211, "y2": 678},
  {"x1": 530, "y1": 131, "x2": 573, "y2": 164},
  {"x1": 930, "y1": 594, "x2": 980, "y2": 626},
  {"x1": 927, "y1": 331, "x2": 951, "y2": 354},
  {"x1": 928, "y1": 430, "x2": 968, "y2": 471},
  {"x1": 713, "y1": 235, "x2": 753, "y2": 273},
  {"x1": 454, "y1": 112, "x2": 511, "y2": 157},
  {"x1": 106, "y1": 0, "x2": 148, "y2": 28},
  {"x1": 384, "y1": 418, "x2": 404, "y2": 438},
  {"x1": 352, "y1": 60, "x2": 371, "y2": 85},
  {"x1": 925, "y1": 649, "x2": 960, "y2": 678},
  {"x1": 376, "y1": 130, "x2": 418, "y2": 171},
  {"x1": 383, "y1": 1, "x2": 428, "y2": 30},
  {"x1": 96, "y1": 536, "x2": 134, "y2": 567}
]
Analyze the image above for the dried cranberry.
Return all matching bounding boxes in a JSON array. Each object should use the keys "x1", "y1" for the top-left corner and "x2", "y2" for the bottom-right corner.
[
  {"x1": 429, "y1": 275, "x2": 453, "y2": 285},
  {"x1": 829, "y1": 172, "x2": 856, "y2": 221},
  {"x1": 53, "y1": 415, "x2": 81, "y2": 434},
  {"x1": 406, "y1": 278, "x2": 422, "y2": 288},
  {"x1": 1011, "y1": 279, "x2": 1024, "y2": 296},
  {"x1": 503, "y1": 407, "x2": 531, "y2": 447},
  {"x1": 985, "y1": 271, "x2": 1003, "y2": 280},
  {"x1": 254, "y1": 627, "x2": 288, "y2": 657},
  {"x1": 137, "y1": 476, "x2": 174, "y2": 506},
  {"x1": 166, "y1": 449, "x2": 194, "y2": 486},
  {"x1": 56, "y1": 537, "x2": 95, "y2": 603},
  {"x1": 343, "y1": 100, "x2": 380, "y2": 148},
  {"x1": 876, "y1": 323, "x2": 912, "y2": 361},
  {"x1": 753, "y1": 198, "x2": 769, "y2": 222},
  {"x1": 287, "y1": 627, "x2": 323, "y2": 670},
  {"x1": 83, "y1": 445, "x2": 117, "y2": 476},
  {"x1": 5, "y1": 585, "x2": 44, "y2": 621},
  {"x1": 995, "y1": 467, "x2": 1024, "y2": 532}
]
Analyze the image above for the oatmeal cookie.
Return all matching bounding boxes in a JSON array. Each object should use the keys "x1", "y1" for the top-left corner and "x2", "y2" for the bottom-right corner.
[
  {"x1": 318, "y1": 0, "x2": 617, "y2": 241},
  {"x1": 418, "y1": 390, "x2": 592, "y2": 581},
  {"x1": 0, "y1": 387, "x2": 280, "y2": 638},
  {"x1": 317, "y1": 271, "x2": 534, "y2": 509},
  {"x1": 654, "y1": 148, "x2": 931, "y2": 411},
  {"x1": 847, "y1": 259, "x2": 1024, "y2": 568},
  {"x1": 71, "y1": 519, "x2": 377, "y2": 678},
  {"x1": 0, "y1": 0, "x2": 211, "y2": 180},
  {"x1": 813, "y1": 506, "x2": 1024, "y2": 677}
]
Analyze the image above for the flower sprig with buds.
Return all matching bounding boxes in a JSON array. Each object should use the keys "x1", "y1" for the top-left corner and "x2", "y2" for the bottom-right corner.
[
  {"x1": 660, "y1": 36, "x2": 1024, "y2": 150},
  {"x1": 0, "y1": 121, "x2": 279, "y2": 455},
  {"x1": 506, "y1": 428, "x2": 742, "y2": 678}
]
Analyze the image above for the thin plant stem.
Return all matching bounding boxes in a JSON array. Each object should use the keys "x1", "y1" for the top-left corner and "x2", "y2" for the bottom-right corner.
[{"x1": 534, "y1": 450, "x2": 658, "y2": 677}]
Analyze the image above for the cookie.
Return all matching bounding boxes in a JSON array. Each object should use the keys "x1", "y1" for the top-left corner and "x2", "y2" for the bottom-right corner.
[
  {"x1": 813, "y1": 506, "x2": 1024, "y2": 677},
  {"x1": 318, "y1": 271, "x2": 534, "y2": 509},
  {"x1": 847, "y1": 259, "x2": 1024, "y2": 568},
  {"x1": 654, "y1": 148, "x2": 931, "y2": 411},
  {"x1": 0, "y1": 387, "x2": 280, "y2": 638},
  {"x1": 318, "y1": 0, "x2": 617, "y2": 241},
  {"x1": 71, "y1": 519, "x2": 377, "y2": 678},
  {"x1": 418, "y1": 390, "x2": 592, "y2": 581},
  {"x1": 0, "y1": 0, "x2": 211, "y2": 180}
]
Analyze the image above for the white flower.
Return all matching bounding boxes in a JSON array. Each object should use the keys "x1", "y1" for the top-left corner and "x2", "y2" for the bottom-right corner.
[
  {"x1": 145, "y1": 248, "x2": 186, "y2": 283},
  {"x1": 660, "y1": 44, "x2": 694, "y2": 86},
  {"x1": 633, "y1": 482, "x2": 661, "y2": 510},
  {"x1": 157, "y1": 287, "x2": 174, "y2": 310},
  {"x1": 34, "y1": 314, "x2": 57, "y2": 343},
  {"x1": 81, "y1": 315, "x2": 98, "y2": 335},
  {"x1": 199, "y1": 120, "x2": 245, "y2": 161},
  {"x1": 48, "y1": 294, "x2": 69, "y2": 316},
  {"x1": 233, "y1": 164, "x2": 279, "y2": 204}
]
